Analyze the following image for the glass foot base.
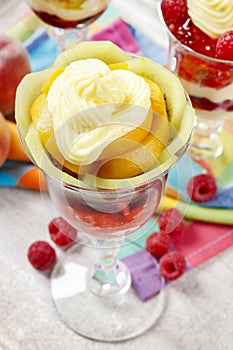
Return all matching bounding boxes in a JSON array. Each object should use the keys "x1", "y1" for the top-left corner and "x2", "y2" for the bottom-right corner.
[
  {"x1": 86, "y1": 259, "x2": 132, "y2": 297},
  {"x1": 50, "y1": 244, "x2": 166, "y2": 342}
]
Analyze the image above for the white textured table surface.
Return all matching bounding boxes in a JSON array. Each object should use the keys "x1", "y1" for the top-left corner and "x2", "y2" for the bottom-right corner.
[
  {"x1": 1, "y1": 1, "x2": 233, "y2": 349},
  {"x1": 1, "y1": 189, "x2": 233, "y2": 350}
]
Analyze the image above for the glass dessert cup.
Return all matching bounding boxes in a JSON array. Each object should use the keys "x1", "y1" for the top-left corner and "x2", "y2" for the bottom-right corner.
[
  {"x1": 45, "y1": 170, "x2": 166, "y2": 342},
  {"x1": 158, "y1": 6, "x2": 233, "y2": 160},
  {"x1": 168, "y1": 39, "x2": 233, "y2": 160},
  {"x1": 25, "y1": 0, "x2": 110, "y2": 51},
  {"x1": 17, "y1": 113, "x2": 193, "y2": 342},
  {"x1": 15, "y1": 40, "x2": 195, "y2": 342}
]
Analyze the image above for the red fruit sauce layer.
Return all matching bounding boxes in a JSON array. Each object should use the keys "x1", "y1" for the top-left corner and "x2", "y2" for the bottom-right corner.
[
  {"x1": 177, "y1": 54, "x2": 233, "y2": 112},
  {"x1": 33, "y1": 8, "x2": 106, "y2": 28},
  {"x1": 72, "y1": 201, "x2": 146, "y2": 229},
  {"x1": 190, "y1": 96, "x2": 233, "y2": 112},
  {"x1": 67, "y1": 186, "x2": 161, "y2": 232},
  {"x1": 50, "y1": 180, "x2": 163, "y2": 235}
]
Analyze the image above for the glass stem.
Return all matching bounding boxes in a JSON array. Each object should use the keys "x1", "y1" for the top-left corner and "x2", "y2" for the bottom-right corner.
[
  {"x1": 86, "y1": 238, "x2": 131, "y2": 298},
  {"x1": 95, "y1": 245, "x2": 119, "y2": 284},
  {"x1": 189, "y1": 117, "x2": 223, "y2": 160},
  {"x1": 48, "y1": 26, "x2": 89, "y2": 51}
]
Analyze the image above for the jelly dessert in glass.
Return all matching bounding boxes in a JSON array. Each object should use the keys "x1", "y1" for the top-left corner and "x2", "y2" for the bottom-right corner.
[
  {"x1": 26, "y1": 0, "x2": 110, "y2": 50},
  {"x1": 159, "y1": 0, "x2": 233, "y2": 159},
  {"x1": 15, "y1": 41, "x2": 194, "y2": 341}
]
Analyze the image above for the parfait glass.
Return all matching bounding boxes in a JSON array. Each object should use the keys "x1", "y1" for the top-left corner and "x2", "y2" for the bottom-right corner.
[
  {"x1": 158, "y1": 5, "x2": 233, "y2": 160},
  {"x1": 25, "y1": 0, "x2": 110, "y2": 50},
  {"x1": 17, "y1": 104, "x2": 193, "y2": 341},
  {"x1": 15, "y1": 40, "x2": 195, "y2": 341},
  {"x1": 45, "y1": 166, "x2": 166, "y2": 342}
]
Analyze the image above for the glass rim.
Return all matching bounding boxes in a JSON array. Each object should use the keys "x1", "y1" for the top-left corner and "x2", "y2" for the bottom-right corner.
[
  {"x1": 45, "y1": 161, "x2": 168, "y2": 194},
  {"x1": 157, "y1": 2, "x2": 233, "y2": 65},
  {"x1": 17, "y1": 116, "x2": 189, "y2": 193}
]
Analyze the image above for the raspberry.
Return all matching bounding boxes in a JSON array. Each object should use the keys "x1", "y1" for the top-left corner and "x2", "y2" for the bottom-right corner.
[
  {"x1": 48, "y1": 217, "x2": 77, "y2": 246},
  {"x1": 27, "y1": 241, "x2": 56, "y2": 271},
  {"x1": 186, "y1": 174, "x2": 217, "y2": 203},
  {"x1": 161, "y1": 0, "x2": 188, "y2": 26},
  {"x1": 158, "y1": 208, "x2": 185, "y2": 236},
  {"x1": 146, "y1": 231, "x2": 171, "y2": 259},
  {"x1": 191, "y1": 24, "x2": 217, "y2": 57},
  {"x1": 216, "y1": 31, "x2": 233, "y2": 61},
  {"x1": 159, "y1": 251, "x2": 186, "y2": 281},
  {"x1": 175, "y1": 18, "x2": 194, "y2": 48}
]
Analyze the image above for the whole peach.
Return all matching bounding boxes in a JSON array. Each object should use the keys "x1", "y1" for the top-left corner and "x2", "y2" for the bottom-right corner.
[
  {"x1": 0, "y1": 34, "x2": 31, "y2": 117},
  {"x1": 0, "y1": 111, "x2": 11, "y2": 167}
]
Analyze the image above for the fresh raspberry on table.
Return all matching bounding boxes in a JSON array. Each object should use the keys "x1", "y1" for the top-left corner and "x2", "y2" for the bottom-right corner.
[
  {"x1": 48, "y1": 217, "x2": 77, "y2": 246},
  {"x1": 215, "y1": 31, "x2": 233, "y2": 61},
  {"x1": 186, "y1": 173, "x2": 217, "y2": 203},
  {"x1": 159, "y1": 251, "x2": 186, "y2": 281},
  {"x1": 158, "y1": 208, "x2": 185, "y2": 236},
  {"x1": 146, "y1": 231, "x2": 172, "y2": 259},
  {"x1": 161, "y1": 0, "x2": 188, "y2": 26},
  {"x1": 27, "y1": 241, "x2": 56, "y2": 271}
]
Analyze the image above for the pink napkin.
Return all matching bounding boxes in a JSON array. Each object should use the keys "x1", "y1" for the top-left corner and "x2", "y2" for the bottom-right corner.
[
  {"x1": 91, "y1": 17, "x2": 140, "y2": 53},
  {"x1": 173, "y1": 221, "x2": 233, "y2": 267},
  {"x1": 122, "y1": 220, "x2": 233, "y2": 301}
]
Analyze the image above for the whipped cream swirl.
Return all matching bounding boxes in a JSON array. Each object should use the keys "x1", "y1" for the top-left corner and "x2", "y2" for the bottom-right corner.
[
  {"x1": 47, "y1": 58, "x2": 151, "y2": 165},
  {"x1": 188, "y1": 0, "x2": 233, "y2": 39}
]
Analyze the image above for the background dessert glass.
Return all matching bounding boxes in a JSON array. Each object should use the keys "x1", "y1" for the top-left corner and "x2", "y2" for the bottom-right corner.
[
  {"x1": 25, "y1": 0, "x2": 110, "y2": 50},
  {"x1": 158, "y1": 5, "x2": 233, "y2": 160}
]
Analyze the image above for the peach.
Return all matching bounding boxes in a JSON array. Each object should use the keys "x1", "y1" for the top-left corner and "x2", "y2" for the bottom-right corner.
[
  {"x1": 0, "y1": 34, "x2": 31, "y2": 117},
  {"x1": 0, "y1": 111, "x2": 11, "y2": 167},
  {"x1": 6, "y1": 120, "x2": 30, "y2": 162}
]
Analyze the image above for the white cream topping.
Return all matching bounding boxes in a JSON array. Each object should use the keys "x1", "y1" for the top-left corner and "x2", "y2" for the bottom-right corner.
[
  {"x1": 47, "y1": 58, "x2": 151, "y2": 165},
  {"x1": 188, "y1": 0, "x2": 233, "y2": 39},
  {"x1": 27, "y1": 0, "x2": 107, "y2": 21},
  {"x1": 180, "y1": 78, "x2": 233, "y2": 120},
  {"x1": 196, "y1": 109, "x2": 233, "y2": 121},
  {"x1": 180, "y1": 78, "x2": 233, "y2": 103}
]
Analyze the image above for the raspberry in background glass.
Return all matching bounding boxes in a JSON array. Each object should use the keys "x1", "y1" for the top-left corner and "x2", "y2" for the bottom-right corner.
[{"x1": 159, "y1": 0, "x2": 233, "y2": 160}]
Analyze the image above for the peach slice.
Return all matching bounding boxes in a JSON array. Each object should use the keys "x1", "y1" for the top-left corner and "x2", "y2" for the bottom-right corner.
[
  {"x1": 98, "y1": 64, "x2": 168, "y2": 160},
  {"x1": 97, "y1": 112, "x2": 170, "y2": 179},
  {"x1": 30, "y1": 92, "x2": 93, "y2": 176}
]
